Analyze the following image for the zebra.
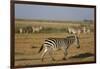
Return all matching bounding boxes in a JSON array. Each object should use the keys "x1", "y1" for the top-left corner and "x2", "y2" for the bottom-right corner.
[
  {"x1": 68, "y1": 27, "x2": 81, "y2": 36},
  {"x1": 38, "y1": 34, "x2": 80, "y2": 61}
]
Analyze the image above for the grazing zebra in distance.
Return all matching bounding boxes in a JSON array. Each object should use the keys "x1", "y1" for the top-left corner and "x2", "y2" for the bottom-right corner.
[
  {"x1": 68, "y1": 27, "x2": 80, "y2": 36},
  {"x1": 38, "y1": 34, "x2": 80, "y2": 61}
]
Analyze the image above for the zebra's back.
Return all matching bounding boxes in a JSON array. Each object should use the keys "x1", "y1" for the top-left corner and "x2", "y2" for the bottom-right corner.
[{"x1": 44, "y1": 36, "x2": 76, "y2": 50}]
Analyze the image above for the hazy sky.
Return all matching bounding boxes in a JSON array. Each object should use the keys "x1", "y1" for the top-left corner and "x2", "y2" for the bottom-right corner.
[{"x1": 15, "y1": 4, "x2": 94, "y2": 21}]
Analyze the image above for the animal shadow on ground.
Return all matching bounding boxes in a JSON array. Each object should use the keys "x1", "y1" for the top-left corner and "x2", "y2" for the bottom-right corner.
[
  {"x1": 16, "y1": 53, "x2": 94, "y2": 61},
  {"x1": 69, "y1": 53, "x2": 94, "y2": 59}
]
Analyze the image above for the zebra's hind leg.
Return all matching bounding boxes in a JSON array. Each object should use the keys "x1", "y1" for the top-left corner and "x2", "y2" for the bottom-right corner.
[{"x1": 41, "y1": 48, "x2": 48, "y2": 61}]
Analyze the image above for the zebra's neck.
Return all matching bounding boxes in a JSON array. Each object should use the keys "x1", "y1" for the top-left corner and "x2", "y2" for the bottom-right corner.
[{"x1": 64, "y1": 35, "x2": 76, "y2": 48}]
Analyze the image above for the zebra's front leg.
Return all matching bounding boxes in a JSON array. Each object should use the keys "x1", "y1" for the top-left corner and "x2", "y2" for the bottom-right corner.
[{"x1": 63, "y1": 49, "x2": 68, "y2": 60}]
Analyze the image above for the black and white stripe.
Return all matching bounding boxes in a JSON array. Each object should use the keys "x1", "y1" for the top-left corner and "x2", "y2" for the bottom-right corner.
[{"x1": 38, "y1": 35, "x2": 80, "y2": 61}]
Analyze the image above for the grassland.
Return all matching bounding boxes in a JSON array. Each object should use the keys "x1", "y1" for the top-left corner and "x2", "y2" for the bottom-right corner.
[{"x1": 14, "y1": 20, "x2": 95, "y2": 67}]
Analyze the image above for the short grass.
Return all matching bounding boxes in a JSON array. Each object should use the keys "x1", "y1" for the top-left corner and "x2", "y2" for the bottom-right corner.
[{"x1": 14, "y1": 20, "x2": 95, "y2": 67}]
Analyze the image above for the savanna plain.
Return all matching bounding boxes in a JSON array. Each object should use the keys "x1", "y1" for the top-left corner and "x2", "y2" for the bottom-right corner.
[{"x1": 15, "y1": 19, "x2": 95, "y2": 67}]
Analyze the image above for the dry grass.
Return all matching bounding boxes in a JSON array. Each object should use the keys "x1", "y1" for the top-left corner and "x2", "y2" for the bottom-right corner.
[
  {"x1": 14, "y1": 20, "x2": 95, "y2": 67},
  {"x1": 15, "y1": 20, "x2": 81, "y2": 29},
  {"x1": 15, "y1": 33, "x2": 95, "y2": 67}
]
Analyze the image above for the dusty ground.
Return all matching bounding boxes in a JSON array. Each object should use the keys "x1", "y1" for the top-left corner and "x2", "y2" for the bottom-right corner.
[{"x1": 15, "y1": 33, "x2": 95, "y2": 67}]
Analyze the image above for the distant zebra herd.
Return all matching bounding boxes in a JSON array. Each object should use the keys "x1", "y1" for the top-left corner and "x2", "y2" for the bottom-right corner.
[
  {"x1": 67, "y1": 27, "x2": 92, "y2": 35},
  {"x1": 38, "y1": 33, "x2": 80, "y2": 61},
  {"x1": 16, "y1": 26, "x2": 92, "y2": 34},
  {"x1": 15, "y1": 26, "x2": 43, "y2": 34}
]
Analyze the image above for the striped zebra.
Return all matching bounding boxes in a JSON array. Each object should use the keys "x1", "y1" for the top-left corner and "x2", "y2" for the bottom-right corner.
[{"x1": 38, "y1": 34, "x2": 80, "y2": 61}]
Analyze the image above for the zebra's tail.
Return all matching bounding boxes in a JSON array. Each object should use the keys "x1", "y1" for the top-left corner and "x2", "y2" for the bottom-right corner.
[{"x1": 38, "y1": 44, "x2": 43, "y2": 53}]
